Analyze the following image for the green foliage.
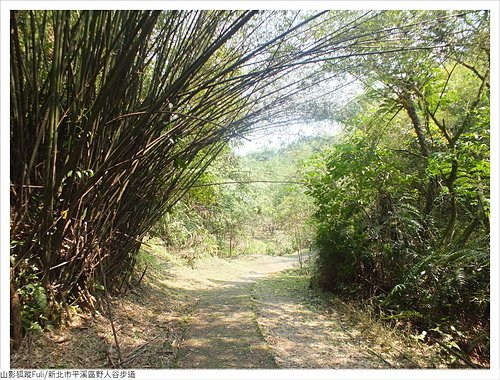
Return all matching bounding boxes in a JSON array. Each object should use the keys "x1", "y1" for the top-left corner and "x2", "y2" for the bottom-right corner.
[
  {"x1": 13, "y1": 258, "x2": 49, "y2": 333},
  {"x1": 10, "y1": 10, "x2": 490, "y2": 363},
  {"x1": 307, "y1": 127, "x2": 489, "y2": 362},
  {"x1": 151, "y1": 139, "x2": 323, "y2": 262},
  {"x1": 305, "y1": 11, "x2": 490, "y2": 364}
]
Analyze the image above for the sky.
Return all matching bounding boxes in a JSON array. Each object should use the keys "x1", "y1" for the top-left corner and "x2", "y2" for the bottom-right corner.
[{"x1": 232, "y1": 119, "x2": 341, "y2": 155}]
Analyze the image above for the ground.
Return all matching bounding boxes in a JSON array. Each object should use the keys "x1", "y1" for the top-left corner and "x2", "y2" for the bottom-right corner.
[{"x1": 11, "y1": 246, "x2": 447, "y2": 369}]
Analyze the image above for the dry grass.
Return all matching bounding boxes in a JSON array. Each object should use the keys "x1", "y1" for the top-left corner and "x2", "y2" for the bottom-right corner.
[
  {"x1": 253, "y1": 267, "x2": 451, "y2": 369},
  {"x1": 10, "y1": 242, "x2": 453, "y2": 369},
  {"x1": 11, "y1": 239, "x2": 191, "y2": 369},
  {"x1": 11, "y1": 289, "x2": 188, "y2": 369},
  {"x1": 326, "y1": 297, "x2": 448, "y2": 368}
]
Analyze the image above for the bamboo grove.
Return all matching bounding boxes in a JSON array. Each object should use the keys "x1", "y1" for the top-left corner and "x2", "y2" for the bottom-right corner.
[
  {"x1": 9, "y1": 9, "x2": 353, "y2": 334},
  {"x1": 10, "y1": 9, "x2": 489, "y2": 349}
]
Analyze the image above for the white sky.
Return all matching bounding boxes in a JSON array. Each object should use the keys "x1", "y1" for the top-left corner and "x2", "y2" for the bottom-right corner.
[{"x1": 233, "y1": 119, "x2": 340, "y2": 155}]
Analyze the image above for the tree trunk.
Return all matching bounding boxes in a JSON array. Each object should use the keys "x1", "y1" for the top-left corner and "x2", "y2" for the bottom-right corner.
[
  {"x1": 400, "y1": 93, "x2": 430, "y2": 158},
  {"x1": 10, "y1": 281, "x2": 23, "y2": 351}
]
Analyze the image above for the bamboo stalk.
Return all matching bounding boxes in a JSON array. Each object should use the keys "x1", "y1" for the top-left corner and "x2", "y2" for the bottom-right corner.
[{"x1": 99, "y1": 256, "x2": 123, "y2": 366}]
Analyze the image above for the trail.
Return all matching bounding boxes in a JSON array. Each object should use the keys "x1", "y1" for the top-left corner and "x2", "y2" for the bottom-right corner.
[
  {"x1": 11, "y1": 251, "x2": 443, "y2": 369},
  {"x1": 173, "y1": 254, "x2": 301, "y2": 368},
  {"x1": 169, "y1": 253, "x2": 437, "y2": 369}
]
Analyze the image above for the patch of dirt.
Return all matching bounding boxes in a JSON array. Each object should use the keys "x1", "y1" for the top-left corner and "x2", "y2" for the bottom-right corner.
[
  {"x1": 171, "y1": 252, "x2": 446, "y2": 369},
  {"x1": 172, "y1": 253, "x2": 304, "y2": 368}
]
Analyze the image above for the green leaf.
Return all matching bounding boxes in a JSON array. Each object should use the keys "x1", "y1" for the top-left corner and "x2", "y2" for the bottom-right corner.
[{"x1": 34, "y1": 286, "x2": 48, "y2": 310}]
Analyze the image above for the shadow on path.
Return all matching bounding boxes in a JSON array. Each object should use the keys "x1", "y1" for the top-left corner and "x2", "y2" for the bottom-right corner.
[{"x1": 174, "y1": 253, "x2": 303, "y2": 368}]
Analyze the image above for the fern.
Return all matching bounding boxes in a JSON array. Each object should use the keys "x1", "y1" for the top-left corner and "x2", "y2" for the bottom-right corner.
[{"x1": 33, "y1": 285, "x2": 48, "y2": 310}]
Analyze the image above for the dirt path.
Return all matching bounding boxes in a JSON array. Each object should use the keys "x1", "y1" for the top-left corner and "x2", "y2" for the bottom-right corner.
[
  {"x1": 169, "y1": 253, "x2": 442, "y2": 369},
  {"x1": 11, "y1": 250, "x2": 444, "y2": 369},
  {"x1": 172, "y1": 254, "x2": 302, "y2": 368},
  {"x1": 253, "y1": 270, "x2": 381, "y2": 368},
  {"x1": 254, "y1": 270, "x2": 394, "y2": 368}
]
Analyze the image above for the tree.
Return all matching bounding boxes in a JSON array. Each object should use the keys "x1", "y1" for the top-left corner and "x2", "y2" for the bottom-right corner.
[
  {"x1": 304, "y1": 10, "x2": 490, "y2": 363},
  {"x1": 11, "y1": 9, "x2": 341, "y2": 331}
]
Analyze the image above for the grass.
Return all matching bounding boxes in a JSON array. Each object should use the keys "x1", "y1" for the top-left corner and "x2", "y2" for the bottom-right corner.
[
  {"x1": 11, "y1": 240, "x2": 450, "y2": 369},
  {"x1": 138, "y1": 237, "x2": 183, "y2": 270},
  {"x1": 254, "y1": 264, "x2": 450, "y2": 369}
]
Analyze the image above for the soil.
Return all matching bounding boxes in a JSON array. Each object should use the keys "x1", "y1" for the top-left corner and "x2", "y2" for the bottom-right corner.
[
  {"x1": 173, "y1": 254, "x2": 301, "y2": 368},
  {"x1": 172, "y1": 252, "x2": 443, "y2": 369},
  {"x1": 11, "y1": 251, "x2": 446, "y2": 369}
]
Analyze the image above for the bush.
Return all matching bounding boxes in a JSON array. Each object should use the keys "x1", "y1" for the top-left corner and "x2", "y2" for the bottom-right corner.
[{"x1": 305, "y1": 133, "x2": 490, "y2": 363}]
